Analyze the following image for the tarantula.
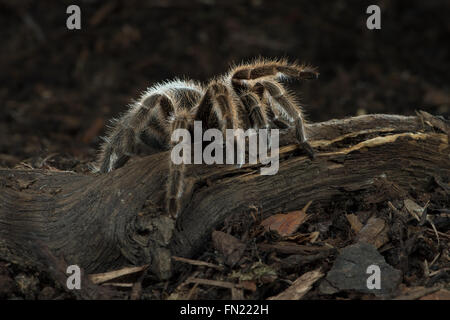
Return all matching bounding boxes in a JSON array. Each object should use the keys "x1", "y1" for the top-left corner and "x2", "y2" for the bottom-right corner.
[{"x1": 93, "y1": 58, "x2": 318, "y2": 217}]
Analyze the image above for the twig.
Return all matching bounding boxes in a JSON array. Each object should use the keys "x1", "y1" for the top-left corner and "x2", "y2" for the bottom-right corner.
[
  {"x1": 172, "y1": 256, "x2": 224, "y2": 271},
  {"x1": 89, "y1": 264, "x2": 149, "y2": 284}
]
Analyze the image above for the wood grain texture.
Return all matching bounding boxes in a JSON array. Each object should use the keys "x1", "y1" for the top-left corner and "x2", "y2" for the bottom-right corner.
[{"x1": 0, "y1": 113, "x2": 448, "y2": 279}]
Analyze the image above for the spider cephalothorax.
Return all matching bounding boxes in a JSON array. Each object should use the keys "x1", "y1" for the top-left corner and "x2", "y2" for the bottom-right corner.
[{"x1": 93, "y1": 58, "x2": 318, "y2": 217}]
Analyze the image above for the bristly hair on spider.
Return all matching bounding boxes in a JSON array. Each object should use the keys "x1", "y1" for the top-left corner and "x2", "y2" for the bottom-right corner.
[{"x1": 92, "y1": 58, "x2": 319, "y2": 218}]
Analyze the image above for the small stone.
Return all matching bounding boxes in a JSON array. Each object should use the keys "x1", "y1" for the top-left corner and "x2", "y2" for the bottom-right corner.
[{"x1": 319, "y1": 242, "x2": 401, "y2": 296}]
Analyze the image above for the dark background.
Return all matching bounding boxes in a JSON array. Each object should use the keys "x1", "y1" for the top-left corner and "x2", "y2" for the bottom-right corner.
[{"x1": 0, "y1": 0, "x2": 448, "y2": 170}]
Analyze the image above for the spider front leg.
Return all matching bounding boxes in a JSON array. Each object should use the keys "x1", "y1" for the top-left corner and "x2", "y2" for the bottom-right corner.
[
  {"x1": 194, "y1": 81, "x2": 242, "y2": 159},
  {"x1": 195, "y1": 82, "x2": 239, "y2": 132},
  {"x1": 165, "y1": 112, "x2": 192, "y2": 218},
  {"x1": 255, "y1": 80, "x2": 315, "y2": 159}
]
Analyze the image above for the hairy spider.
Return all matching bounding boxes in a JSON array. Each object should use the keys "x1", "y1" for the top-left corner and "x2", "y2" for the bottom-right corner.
[{"x1": 93, "y1": 58, "x2": 318, "y2": 217}]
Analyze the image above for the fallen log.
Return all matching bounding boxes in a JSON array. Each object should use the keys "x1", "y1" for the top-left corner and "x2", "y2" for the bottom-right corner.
[{"x1": 0, "y1": 112, "x2": 448, "y2": 279}]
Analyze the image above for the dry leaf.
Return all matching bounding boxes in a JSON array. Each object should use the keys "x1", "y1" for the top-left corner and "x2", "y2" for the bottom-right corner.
[
  {"x1": 346, "y1": 213, "x2": 363, "y2": 233},
  {"x1": 260, "y1": 201, "x2": 312, "y2": 237},
  {"x1": 212, "y1": 230, "x2": 246, "y2": 267},
  {"x1": 356, "y1": 217, "x2": 389, "y2": 249},
  {"x1": 404, "y1": 199, "x2": 424, "y2": 221}
]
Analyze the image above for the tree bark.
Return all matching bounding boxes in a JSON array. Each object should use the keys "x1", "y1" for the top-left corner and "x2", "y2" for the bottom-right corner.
[{"x1": 1, "y1": 112, "x2": 449, "y2": 279}]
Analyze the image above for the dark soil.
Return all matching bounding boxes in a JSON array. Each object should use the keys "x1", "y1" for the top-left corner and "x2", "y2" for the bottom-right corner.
[{"x1": 0, "y1": 0, "x2": 448, "y2": 300}]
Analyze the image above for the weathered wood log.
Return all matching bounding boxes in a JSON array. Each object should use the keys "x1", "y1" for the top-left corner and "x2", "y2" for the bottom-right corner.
[{"x1": 0, "y1": 112, "x2": 448, "y2": 280}]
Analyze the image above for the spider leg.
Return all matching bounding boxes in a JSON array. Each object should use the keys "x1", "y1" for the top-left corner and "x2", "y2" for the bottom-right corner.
[
  {"x1": 251, "y1": 82, "x2": 289, "y2": 129},
  {"x1": 135, "y1": 94, "x2": 174, "y2": 150},
  {"x1": 166, "y1": 83, "x2": 240, "y2": 218},
  {"x1": 195, "y1": 82, "x2": 239, "y2": 133},
  {"x1": 228, "y1": 60, "x2": 317, "y2": 158},
  {"x1": 221, "y1": 86, "x2": 281, "y2": 168},
  {"x1": 230, "y1": 59, "x2": 318, "y2": 93},
  {"x1": 166, "y1": 112, "x2": 191, "y2": 218},
  {"x1": 193, "y1": 85, "x2": 215, "y2": 128},
  {"x1": 242, "y1": 90, "x2": 278, "y2": 156},
  {"x1": 239, "y1": 91, "x2": 269, "y2": 130},
  {"x1": 256, "y1": 80, "x2": 315, "y2": 159},
  {"x1": 95, "y1": 93, "x2": 174, "y2": 173},
  {"x1": 195, "y1": 81, "x2": 241, "y2": 154},
  {"x1": 97, "y1": 125, "x2": 136, "y2": 173}
]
